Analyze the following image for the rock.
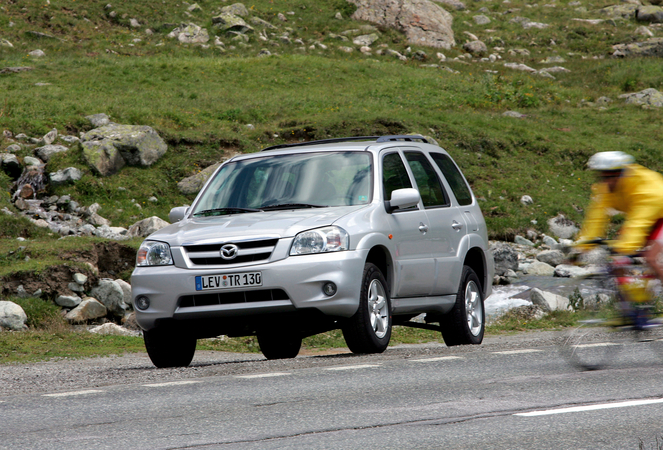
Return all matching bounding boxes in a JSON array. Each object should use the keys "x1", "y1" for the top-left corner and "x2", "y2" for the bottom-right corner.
[
  {"x1": 547, "y1": 214, "x2": 579, "y2": 239},
  {"x1": 637, "y1": 6, "x2": 663, "y2": 23},
  {"x1": 212, "y1": 13, "x2": 253, "y2": 33},
  {"x1": 49, "y1": 167, "x2": 82, "y2": 186},
  {"x1": 530, "y1": 288, "x2": 569, "y2": 312},
  {"x1": 68, "y1": 282, "x2": 85, "y2": 293},
  {"x1": 221, "y1": 3, "x2": 249, "y2": 17},
  {"x1": 89, "y1": 322, "x2": 137, "y2": 336},
  {"x1": 65, "y1": 298, "x2": 107, "y2": 323},
  {"x1": 249, "y1": 17, "x2": 276, "y2": 29},
  {"x1": 598, "y1": 4, "x2": 638, "y2": 19},
  {"x1": 463, "y1": 40, "x2": 488, "y2": 56},
  {"x1": 583, "y1": 293, "x2": 611, "y2": 309},
  {"x1": 536, "y1": 250, "x2": 565, "y2": 267},
  {"x1": 115, "y1": 279, "x2": 132, "y2": 306},
  {"x1": 491, "y1": 242, "x2": 519, "y2": 276},
  {"x1": 80, "y1": 124, "x2": 167, "y2": 176},
  {"x1": 128, "y1": 216, "x2": 170, "y2": 237},
  {"x1": 1, "y1": 39, "x2": 13, "y2": 48},
  {"x1": 353, "y1": 33, "x2": 380, "y2": 46},
  {"x1": 473, "y1": 14, "x2": 491, "y2": 25},
  {"x1": 85, "y1": 113, "x2": 111, "y2": 127},
  {"x1": 167, "y1": 23, "x2": 210, "y2": 44},
  {"x1": 23, "y1": 156, "x2": 42, "y2": 167},
  {"x1": 542, "y1": 235, "x2": 558, "y2": 248},
  {"x1": 432, "y1": 0, "x2": 466, "y2": 10},
  {"x1": 540, "y1": 55, "x2": 566, "y2": 63},
  {"x1": 520, "y1": 195, "x2": 533, "y2": 205},
  {"x1": 619, "y1": 88, "x2": 663, "y2": 108},
  {"x1": 0, "y1": 301, "x2": 28, "y2": 331},
  {"x1": 514, "y1": 235, "x2": 535, "y2": 247},
  {"x1": 35, "y1": 144, "x2": 68, "y2": 162},
  {"x1": 177, "y1": 162, "x2": 221, "y2": 194},
  {"x1": 524, "y1": 261, "x2": 556, "y2": 276},
  {"x1": 42, "y1": 128, "x2": 58, "y2": 145},
  {"x1": 90, "y1": 279, "x2": 126, "y2": 317},
  {"x1": 554, "y1": 264, "x2": 595, "y2": 278},
  {"x1": 503, "y1": 111, "x2": 526, "y2": 118},
  {"x1": 349, "y1": 0, "x2": 455, "y2": 49},
  {"x1": 56, "y1": 295, "x2": 82, "y2": 308},
  {"x1": 29, "y1": 49, "x2": 46, "y2": 58},
  {"x1": 1, "y1": 153, "x2": 22, "y2": 178},
  {"x1": 635, "y1": 26, "x2": 654, "y2": 37},
  {"x1": 612, "y1": 38, "x2": 663, "y2": 57},
  {"x1": 504, "y1": 62, "x2": 537, "y2": 73}
]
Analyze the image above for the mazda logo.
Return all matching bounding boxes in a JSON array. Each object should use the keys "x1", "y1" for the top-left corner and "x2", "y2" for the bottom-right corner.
[{"x1": 220, "y1": 244, "x2": 239, "y2": 260}]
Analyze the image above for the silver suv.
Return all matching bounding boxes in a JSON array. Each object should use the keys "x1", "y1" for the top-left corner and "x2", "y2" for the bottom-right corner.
[{"x1": 131, "y1": 135, "x2": 494, "y2": 367}]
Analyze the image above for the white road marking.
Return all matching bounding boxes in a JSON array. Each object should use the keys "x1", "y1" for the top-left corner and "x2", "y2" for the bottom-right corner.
[
  {"x1": 410, "y1": 356, "x2": 464, "y2": 362},
  {"x1": 493, "y1": 349, "x2": 543, "y2": 355},
  {"x1": 143, "y1": 380, "x2": 203, "y2": 387},
  {"x1": 326, "y1": 364, "x2": 381, "y2": 371},
  {"x1": 515, "y1": 398, "x2": 663, "y2": 417},
  {"x1": 572, "y1": 343, "x2": 620, "y2": 348},
  {"x1": 236, "y1": 373, "x2": 291, "y2": 379},
  {"x1": 43, "y1": 390, "x2": 103, "y2": 398}
]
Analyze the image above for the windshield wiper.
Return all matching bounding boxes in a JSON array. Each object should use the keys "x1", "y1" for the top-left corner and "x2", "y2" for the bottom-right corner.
[
  {"x1": 260, "y1": 203, "x2": 327, "y2": 211},
  {"x1": 194, "y1": 207, "x2": 263, "y2": 217}
]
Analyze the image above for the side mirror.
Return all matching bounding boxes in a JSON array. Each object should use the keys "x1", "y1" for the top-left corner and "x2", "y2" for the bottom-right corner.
[
  {"x1": 169, "y1": 206, "x2": 189, "y2": 223},
  {"x1": 386, "y1": 188, "x2": 421, "y2": 213}
]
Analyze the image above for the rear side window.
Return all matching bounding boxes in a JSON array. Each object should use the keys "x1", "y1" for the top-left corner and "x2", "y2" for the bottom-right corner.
[
  {"x1": 430, "y1": 153, "x2": 473, "y2": 206},
  {"x1": 404, "y1": 151, "x2": 448, "y2": 208},
  {"x1": 382, "y1": 153, "x2": 412, "y2": 200}
]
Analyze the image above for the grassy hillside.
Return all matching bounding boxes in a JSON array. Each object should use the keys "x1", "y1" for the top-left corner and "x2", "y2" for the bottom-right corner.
[{"x1": 1, "y1": 0, "x2": 663, "y2": 240}]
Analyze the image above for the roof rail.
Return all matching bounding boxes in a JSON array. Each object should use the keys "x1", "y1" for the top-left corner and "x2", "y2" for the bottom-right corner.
[
  {"x1": 261, "y1": 136, "x2": 379, "y2": 151},
  {"x1": 375, "y1": 134, "x2": 428, "y2": 143}
]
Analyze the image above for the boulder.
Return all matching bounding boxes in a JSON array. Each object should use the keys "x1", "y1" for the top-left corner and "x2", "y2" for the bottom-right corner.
[
  {"x1": 637, "y1": 6, "x2": 663, "y2": 23},
  {"x1": 619, "y1": 88, "x2": 663, "y2": 108},
  {"x1": 89, "y1": 322, "x2": 136, "y2": 336},
  {"x1": 90, "y1": 279, "x2": 126, "y2": 317},
  {"x1": 115, "y1": 279, "x2": 133, "y2": 306},
  {"x1": 523, "y1": 261, "x2": 556, "y2": 276},
  {"x1": 55, "y1": 295, "x2": 82, "y2": 308},
  {"x1": 547, "y1": 214, "x2": 579, "y2": 239},
  {"x1": 514, "y1": 235, "x2": 535, "y2": 247},
  {"x1": 167, "y1": 23, "x2": 210, "y2": 44},
  {"x1": 177, "y1": 162, "x2": 221, "y2": 194},
  {"x1": 80, "y1": 124, "x2": 167, "y2": 176},
  {"x1": 473, "y1": 15, "x2": 491, "y2": 25},
  {"x1": 65, "y1": 298, "x2": 107, "y2": 323},
  {"x1": 0, "y1": 301, "x2": 28, "y2": 331},
  {"x1": 349, "y1": 0, "x2": 455, "y2": 49},
  {"x1": 85, "y1": 113, "x2": 111, "y2": 127},
  {"x1": 463, "y1": 40, "x2": 488, "y2": 56},
  {"x1": 212, "y1": 13, "x2": 253, "y2": 33},
  {"x1": 1, "y1": 153, "x2": 22, "y2": 178},
  {"x1": 612, "y1": 37, "x2": 663, "y2": 57},
  {"x1": 220, "y1": 3, "x2": 249, "y2": 17},
  {"x1": 598, "y1": 4, "x2": 638, "y2": 19},
  {"x1": 35, "y1": 144, "x2": 68, "y2": 162},
  {"x1": 353, "y1": 33, "x2": 380, "y2": 46},
  {"x1": 128, "y1": 216, "x2": 170, "y2": 237},
  {"x1": 535, "y1": 250, "x2": 565, "y2": 267},
  {"x1": 49, "y1": 167, "x2": 82, "y2": 186},
  {"x1": 553, "y1": 264, "x2": 602, "y2": 278},
  {"x1": 530, "y1": 288, "x2": 569, "y2": 312},
  {"x1": 490, "y1": 242, "x2": 519, "y2": 276}
]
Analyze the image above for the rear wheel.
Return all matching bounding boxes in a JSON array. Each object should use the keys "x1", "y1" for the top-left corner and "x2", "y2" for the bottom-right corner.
[
  {"x1": 560, "y1": 319, "x2": 624, "y2": 370},
  {"x1": 257, "y1": 331, "x2": 302, "y2": 360},
  {"x1": 342, "y1": 263, "x2": 392, "y2": 354},
  {"x1": 440, "y1": 266, "x2": 484, "y2": 346},
  {"x1": 144, "y1": 327, "x2": 197, "y2": 368}
]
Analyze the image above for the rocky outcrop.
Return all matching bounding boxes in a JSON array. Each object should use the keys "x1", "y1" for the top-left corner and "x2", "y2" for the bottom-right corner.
[
  {"x1": 349, "y1": 0, "x2": 455, "y2": 49},
  {"x1": 80, "y1": 124, "x2": 167, "y2": 176}
]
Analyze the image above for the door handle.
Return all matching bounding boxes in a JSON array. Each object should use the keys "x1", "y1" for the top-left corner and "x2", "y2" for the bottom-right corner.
[
  {"x1": 418, "y1": 222, "x2": 429, "y2": 234},
  {"x1": 451, "y1": 221, "x2": 463, "y2": 231}
]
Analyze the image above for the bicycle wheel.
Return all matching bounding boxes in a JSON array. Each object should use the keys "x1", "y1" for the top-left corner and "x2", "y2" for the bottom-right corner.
[
  {"x1": 560, "y1": 319, "x2": 625, "y2": 370},
  {"x1": 635, "y1": 319, "x2": 663, "y2": 363}
]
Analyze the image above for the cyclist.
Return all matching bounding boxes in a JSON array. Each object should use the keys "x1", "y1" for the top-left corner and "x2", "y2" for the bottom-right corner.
[{"x1": 575, "y1": 151, "x2": 663, "y2": 327}]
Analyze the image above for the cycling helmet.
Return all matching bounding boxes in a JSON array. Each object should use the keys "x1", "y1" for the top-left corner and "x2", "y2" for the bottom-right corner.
[{"x1": 587, "y1": 151, "x2": 634, "y2": 171}]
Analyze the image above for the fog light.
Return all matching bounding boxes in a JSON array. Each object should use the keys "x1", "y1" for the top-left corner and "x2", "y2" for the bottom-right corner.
[
  {"x1": 134, "y1": 295, "x2": 150, "y2": 311},
  {"x1": 322, "y1": 282, "x2": 337, "y2": 296}
]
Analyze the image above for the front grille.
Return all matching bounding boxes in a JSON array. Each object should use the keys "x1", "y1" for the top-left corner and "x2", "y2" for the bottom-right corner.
[
  {"x1": 178, "y1": 289, "x2": 290, "y2": 308},
  {"x1": 183, "y1": 238, "x2": 279, "y2": 266}
]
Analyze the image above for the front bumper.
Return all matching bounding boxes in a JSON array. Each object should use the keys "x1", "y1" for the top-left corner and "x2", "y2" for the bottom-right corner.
[{"x1": 131, "y1": 249, "x2": 368, "y2": 331}]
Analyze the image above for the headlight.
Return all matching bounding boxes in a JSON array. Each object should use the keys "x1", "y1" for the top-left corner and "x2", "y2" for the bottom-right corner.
[
  {"x1": 136, "y1": 241, "x2": 173, "y2": 266},
  {"x1": 290, "y1": 226, "x2": 349, "y2": 256}
]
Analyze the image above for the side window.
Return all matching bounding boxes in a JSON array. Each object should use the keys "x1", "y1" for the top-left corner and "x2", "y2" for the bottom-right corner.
[
  {"x1": 382, "y1": 152, "x2": 412, "y2": 200},
  {"x1": 430, "y1": 153, "x2": 473, "y2": 206},
  {"x1": 404, "y1": 152, "x2": 449, "y2": 208}
]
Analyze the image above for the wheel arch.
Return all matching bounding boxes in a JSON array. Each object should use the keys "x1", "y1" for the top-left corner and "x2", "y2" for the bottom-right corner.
[
  {"x1": 365, "y1": 245, "x2": 393, "y2": 295},
  {"x1": 463, "y1": 247, "x2": 487, "y2": 295}
]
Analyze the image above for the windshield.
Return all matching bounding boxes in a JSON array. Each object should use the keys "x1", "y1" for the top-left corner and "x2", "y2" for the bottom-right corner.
[{"x1": 192, "y1": 151, "x2": 373, "y2": 216}]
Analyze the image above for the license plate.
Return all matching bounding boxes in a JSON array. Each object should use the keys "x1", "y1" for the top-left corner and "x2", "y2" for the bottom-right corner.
[{"x1": 195, "y1": 272, "x2": 262, "y2": 291}]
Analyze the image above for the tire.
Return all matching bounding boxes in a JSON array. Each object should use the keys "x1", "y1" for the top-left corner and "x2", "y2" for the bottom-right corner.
[
  {"x1": 143, "y1": 327, "x2": 197, "y2": 368},
  {"x1": 342, "y1": 263, "x2": 392, "y2": 354},
  {"x1": 559, "y1": 319, "x2": 623, "y2": 371},
  {"x1": 440, "y1": 266, "x2": 485, "y2": 346},
  {"x1": 257, "y1": 331, "x2": 302, "y2": 360}
]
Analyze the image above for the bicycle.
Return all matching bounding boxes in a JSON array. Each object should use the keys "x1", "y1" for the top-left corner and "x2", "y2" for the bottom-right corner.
[{"x1": 559, "y1": 239, "x2": 663, "y2": 370}]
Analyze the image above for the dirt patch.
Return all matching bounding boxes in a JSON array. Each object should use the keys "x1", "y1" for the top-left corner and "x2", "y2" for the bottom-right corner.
[{"x1": 1, "y1": 242, "x2": 136, "y2": 299}]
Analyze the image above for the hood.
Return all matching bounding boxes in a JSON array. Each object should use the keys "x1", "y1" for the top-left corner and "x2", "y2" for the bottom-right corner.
[{"x1": 147, "y1": 205, "x2": 368, "y2": 246}]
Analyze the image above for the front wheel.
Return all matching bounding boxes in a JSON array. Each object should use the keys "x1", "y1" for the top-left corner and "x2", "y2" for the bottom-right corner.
[
  {"x1": 342, "y1": 263, "x2": 392, "y2": 354},
  {"x1": 144, "y1": 327, "x2": 197, "y2": 368},
  {"x1": 440, "y1": 266, "x2": 485, "y2": 346}
]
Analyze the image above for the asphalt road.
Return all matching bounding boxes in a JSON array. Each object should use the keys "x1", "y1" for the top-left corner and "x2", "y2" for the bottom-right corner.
[{"x1": 2, "y1": 330, "x2": 663, "y2": 449}]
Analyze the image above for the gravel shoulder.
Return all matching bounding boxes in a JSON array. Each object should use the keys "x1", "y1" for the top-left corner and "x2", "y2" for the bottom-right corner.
[{"x1": 0, "y1": 329, "x2": 566, "y2": 397}]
